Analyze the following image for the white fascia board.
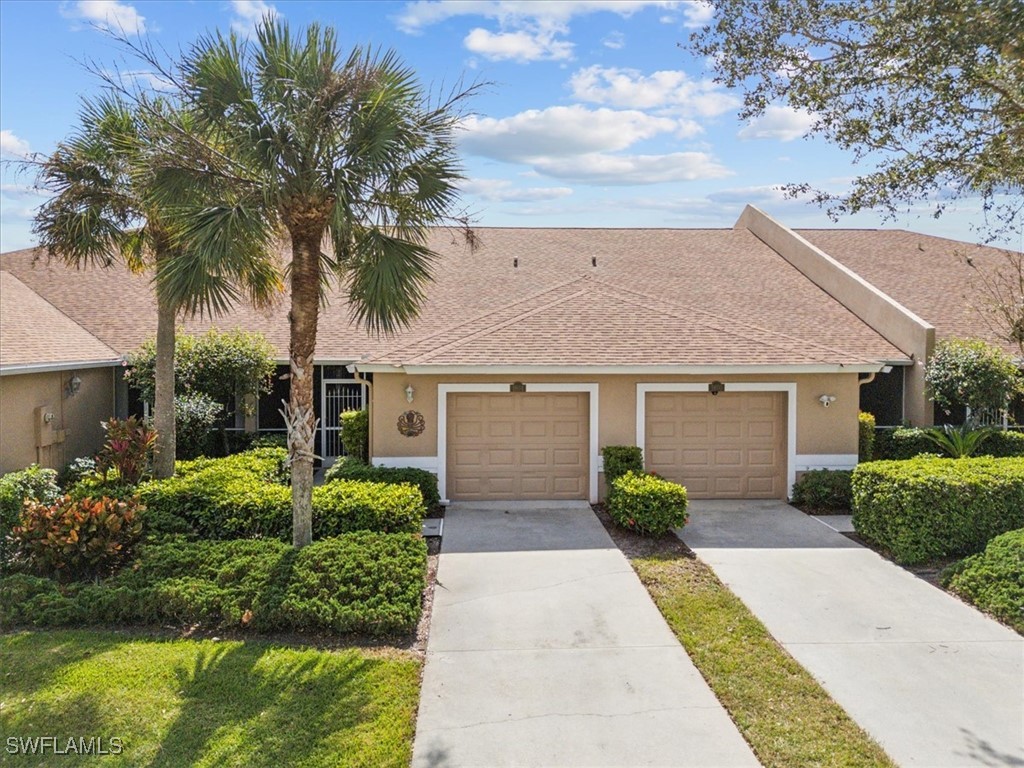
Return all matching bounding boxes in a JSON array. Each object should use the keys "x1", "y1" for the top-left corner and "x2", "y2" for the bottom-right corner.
[
  {"x1": 352, "y1": 363, "x2": 890, "y2": 375},
  {"x1": 0, "y1": 359, "x2": 123, "y2": 376}
]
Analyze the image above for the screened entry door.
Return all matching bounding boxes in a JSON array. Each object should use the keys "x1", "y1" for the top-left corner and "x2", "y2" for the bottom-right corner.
[{"x1": 322, "y1": 380, "x2": 366, "y2": 463}]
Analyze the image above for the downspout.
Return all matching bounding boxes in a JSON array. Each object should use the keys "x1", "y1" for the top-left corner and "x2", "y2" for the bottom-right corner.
[
  {"x1": 352, "y1": 369, "x2": 373, "y2": 462},
  {"x1": 858, "y1": 371, "x2": 878, "y2": 387}
]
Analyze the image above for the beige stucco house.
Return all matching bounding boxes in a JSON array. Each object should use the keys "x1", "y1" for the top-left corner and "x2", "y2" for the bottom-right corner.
[{"x1": 1, "y1": 205, "x2": 1019, "y2": 500}]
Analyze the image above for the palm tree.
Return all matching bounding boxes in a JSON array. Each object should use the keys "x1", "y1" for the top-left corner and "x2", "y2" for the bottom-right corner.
[
  {"x1": 149, "y1": 20, "x2": 474, "y2": 546},
  {"x1": 33, "y1": 96, "x2": 279, "y2": 478}
]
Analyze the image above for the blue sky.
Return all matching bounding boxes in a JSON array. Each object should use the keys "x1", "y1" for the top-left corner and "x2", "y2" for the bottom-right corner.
[{"x1": 0, "y1": 0, "x2": 999, "y2": 252}]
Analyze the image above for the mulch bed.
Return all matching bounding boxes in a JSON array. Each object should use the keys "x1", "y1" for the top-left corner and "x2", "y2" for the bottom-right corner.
[{"x1": 591, "y1": 503, "x2": 694, "y2": 560}]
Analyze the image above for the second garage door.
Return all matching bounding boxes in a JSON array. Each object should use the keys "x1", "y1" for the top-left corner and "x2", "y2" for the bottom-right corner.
[
  {"x1": 447, "y1": 392, "x2": 588, "y2": 501},
  {"x1": 645, "y1": 391, "x2": 786, "y2": 499}
]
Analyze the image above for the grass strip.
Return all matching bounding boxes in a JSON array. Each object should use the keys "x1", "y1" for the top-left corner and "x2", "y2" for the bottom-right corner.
[
  {"x1": 0, "y1": 630, "x2": 420, "y2": 767},
  {"x1": 633, "y1": 553, "x2": 895, "y2": 767}
]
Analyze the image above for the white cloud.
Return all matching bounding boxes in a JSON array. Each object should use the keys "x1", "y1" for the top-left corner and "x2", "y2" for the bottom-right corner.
[
  {"x1": 464, "y1": 27, "x2": 573, "y2": 62},
  {"x1": 707, "y1": 185, "x2": 794, "y2": 205},
  {"x1": 602, "y1": 31, "x2": 625, "y2": 49},
  {"x1": 680, "y1": 0, "x2": 714, "y2": 28},
  {"x1": 461, "y1": 105, "x2": 678, "y2": 162},
  {"x1": 737, "y1": 106, "x2": 816, "y2": 142},
  {"x1": 395, "y1": 1, "x2": 680, "y2": 33},
  {"x1": 60, "y1": 0, "x2": 146, "y2": 34},
  {"x1": 530, "y1": 151, "x2": 731, "y2": 185},
  {"x1": 569, "y1": 65, "x2": 738, "y2": 117},
  {"x1": 0, "y1": 130, "x2": 30, "y2": 159},
  {"x1": 231, "y1": 0, "x2": 279, "y2": 35},
  {"x1": 459, "y1": 178, "x2": 573, "y2": 202},
  {"x1": 395, "y1": 1, "x2": 677, "y2": 64}
]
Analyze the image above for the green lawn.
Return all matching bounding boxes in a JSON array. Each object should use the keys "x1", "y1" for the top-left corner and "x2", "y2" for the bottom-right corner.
[
  {"x1": 634, "y1": 554, "x2": 895, "y2": 768},
  {"x1": 0, "y1": 630, "x2": 420, "y2": 767}
]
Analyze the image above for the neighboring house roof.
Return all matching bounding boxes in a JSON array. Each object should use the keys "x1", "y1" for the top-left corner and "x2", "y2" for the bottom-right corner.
[
  {"x1": 799, "y1": 229, "x2": 1021, "y2": 353},
  {"x1": 0, "y1": 270, "x2": 121, "y2": 373},
  {"x1": 2, "y1": 227, "x2": 905, "y2": 370}
]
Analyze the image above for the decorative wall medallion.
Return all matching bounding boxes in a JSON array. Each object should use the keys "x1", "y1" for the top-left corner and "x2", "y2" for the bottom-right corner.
[{"x1": 397, "y1": 410, "x2": 426, "y2": 437}]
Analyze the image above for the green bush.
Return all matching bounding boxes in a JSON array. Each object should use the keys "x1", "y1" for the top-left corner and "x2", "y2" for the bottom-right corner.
[
  {"x1": 136, "y1": 448, "x2": 424, "y2": 541},
  {"x1": 340, "y1": 410, "x2": 369, "y2": 463},
  {"x1": 874, "y1": 427, "x2": 1024, "y2": 460},
  {"x1": 0, "y1": 533, "x2": 427, "y2": 636},
  {"x1": 601, "y1": 446, "x2": 645, "y2": 485},
  {"x1": 314, "y1": 481, "x2": 425, "y2": 537},
  {"x1": 175, "y1": 393, "x2": 223, "y2": 460},
  {"x1": 0, "y1": 465, "x2": 60, "y2": 572},
  {"x1": 12, "y1": 495, "x2": 143, "y2": 580},
  {"x1": 56, "y1": 457, "x2": 97, "y2": 490},
  {"x1": 608, "y1": 471, "x2": 688, "y2": 536},
  {"x1": 791, "y1": 470, "x2": 853, "y2": 512},
  {"x1": 942, "y1": 528, "x2": 1024, "y2": 633},
  {"x1": 324, "y1": 459, "x2": 440, "y2": 510},
  {"x1": 925, "y1": 337, "x2": 1023, "y2": 417},
  {"x1": 852, "y1": 457, "x2": 1024, "y2": 564},
  {"x1": 858, "y1": 412, "x2": 876, "y2": 461}
]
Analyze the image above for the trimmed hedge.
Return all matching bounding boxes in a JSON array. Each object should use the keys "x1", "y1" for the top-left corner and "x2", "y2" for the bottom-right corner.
[
  {"x1": 601, "y1": 446, "x2": 644, "y2": 485},
  {"x1": 135, "y1": 448, "x2": 426, "y2": 540},
  {"x1": 852, "y1": 457, "x2": 1024, "y2": 564},
  {"x1": 791, "y1": 470, "x2": 852, "y2": 512},
  {"x1": 858, "y1": 412, "x2": 876, "y2": 461},
  {"x1": 608, "y1": 471, "x2": 689, "y2": 536},
  {"x1": 324, "y1": 459, "x2": 440, "y2": 510},
  {"x1": 340, "y1": 410, "x2": 369, "y2": 463},
  {"x1": 942, "y1": 528, "x2": 1024, "y2": 633},
  {"x1": 874, "y1": 427, "x2": 1024, "y2": 460},
  {"x1": 0, "y1": 533, "x2": 427, "y2": 636}
]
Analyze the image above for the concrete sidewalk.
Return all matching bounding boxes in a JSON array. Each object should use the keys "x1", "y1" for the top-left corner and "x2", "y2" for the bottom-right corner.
[
  {"x1": 413, "y1": 501, "x2": 759, "y2": 768},
  {"x1": 680, "y1": 500, "x2": 1024, "y2": 768}
]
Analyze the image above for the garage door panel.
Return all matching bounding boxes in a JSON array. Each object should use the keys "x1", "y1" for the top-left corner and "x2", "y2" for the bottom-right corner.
[
  {"x1": 520, "y1": 448, "x2": 548, "y2": 465},
  {"x1": 649, "y1": 422, "x2": 677, "y2": 439},
  {"x1": 448, "y1": 391, "x2": 588, "y2": 501},
  {"x1": 488, "y1": 421, "x2": 515, "y2": 438},
  {"x1": 645, "y1": 392, "x2": 786, "y2": 500}
]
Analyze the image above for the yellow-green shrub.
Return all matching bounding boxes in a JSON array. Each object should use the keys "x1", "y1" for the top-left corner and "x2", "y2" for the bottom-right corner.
[
  {"x1": 852, "y1": 457, "x2": 1024, "y2": 564},
  {"x1": 608, "y1": 471, "x2": 688, "y2": 536}
]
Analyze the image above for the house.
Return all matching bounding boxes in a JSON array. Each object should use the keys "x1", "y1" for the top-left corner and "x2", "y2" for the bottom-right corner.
[{"x1": 2, "y1": 205, "x2": 1019, "y2": 500}]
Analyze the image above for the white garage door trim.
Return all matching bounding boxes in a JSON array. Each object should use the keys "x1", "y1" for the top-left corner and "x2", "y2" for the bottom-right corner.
[
  {"x1": 636, "y1": 383, "x2": 797, "y2": 496},
  {"x1": 438, "y1": 383, "x2": 600, "y2": 504}
]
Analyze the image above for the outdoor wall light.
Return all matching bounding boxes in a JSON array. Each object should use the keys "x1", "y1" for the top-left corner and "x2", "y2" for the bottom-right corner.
[
  {"x1": 708, "y1": 381, "x2": 725, "y2": 396},
  {"x1": 405, "y1": 384, "x2": 415, "y2": 403},
  {"x1": 819, "y1": 394, "x2": 837, "y2": 408},
  {"x1": 65, "y1": 373, "x2": 82, "y2": 398}
]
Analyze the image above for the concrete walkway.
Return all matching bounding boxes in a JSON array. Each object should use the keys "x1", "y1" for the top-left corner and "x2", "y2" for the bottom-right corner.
[
  {"x1": 413, "y1": 501, "x2": 759, "y2": 768},
  {"x1": 680, "y1": 500, "x2": 1024, "y2": 768}
]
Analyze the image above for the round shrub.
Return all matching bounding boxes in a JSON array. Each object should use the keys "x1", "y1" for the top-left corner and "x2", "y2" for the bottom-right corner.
[
  {"x1": 608, "y1": 471, "x2": 689, "y2": 536},
  {"x1": 601, "y1": 446, "x2": 645, "y2": 486},
  {"x1": 0, "y1": 466, "x2": 61, "y2": 572},
  {"x1": 942, "y1": 528, "x2": 1024, "y2": 633},
  {"x1": 13, "y1": 495, "x2": 144, "y2": 580}
]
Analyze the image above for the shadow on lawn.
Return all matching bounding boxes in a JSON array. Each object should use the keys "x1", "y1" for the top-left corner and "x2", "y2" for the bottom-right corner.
[{"x1": 144, "y1": 643, "x2": 381, "y2": 767}]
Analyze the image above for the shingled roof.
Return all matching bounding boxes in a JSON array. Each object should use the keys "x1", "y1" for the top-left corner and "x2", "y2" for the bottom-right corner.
[
  {"x1": 800, "y1": 229, "x2": 1020, "y2": 354},
  {"x1": 13, "y1": 224, "x2": 997, "y2": 370},
  {"x1": 0, "y1": 270, "x2": 120, "y2": 371}
]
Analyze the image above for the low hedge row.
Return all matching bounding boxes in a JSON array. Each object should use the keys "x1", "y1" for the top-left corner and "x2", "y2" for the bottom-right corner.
[
  {"x1": 324, "y1": 459, "x2": 440, "y2": 510},
  {"x1": 134, "y1": 448, "x2": 425, "y2": 540},
  {"x1": 0, "y1": 533, "x2": 427, "y2": 636},
  {"x1": 874, "y1": 427, "x2": 1024, "y2": 460},
  {"x1": 852, "y1": 457, "x2": 1024, "y2": 564},
  {"x1": 791, "y1": 470, "x2": 852, "y2": 512},
  {"x1": 942, "y1": 528, "x2": 1024, "y2": 633}
]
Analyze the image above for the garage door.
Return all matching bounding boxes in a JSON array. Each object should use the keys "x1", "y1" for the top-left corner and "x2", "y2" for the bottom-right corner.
[
  {"x1": 645, "y1": 392, "x2": 786, "y2": 499},
  {"x1": 447, "y1": 392, "x2": 588, "y2": 501}
]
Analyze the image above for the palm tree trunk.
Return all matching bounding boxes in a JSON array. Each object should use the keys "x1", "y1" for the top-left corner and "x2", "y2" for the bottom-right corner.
[
  {"x1": 152, "y1": 263, "x2": 177, "y2": 479},
  {"x1": 288, "y1": 234, "x2": 321, "y2": 547}
]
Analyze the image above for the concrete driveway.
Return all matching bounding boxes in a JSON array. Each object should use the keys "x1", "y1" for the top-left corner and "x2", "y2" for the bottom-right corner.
[
  {"x1": 413, "y1": 501, "x2": 759, "y2": 768},
  {"x1": 680, "y1": 500, "x2": 1024, "y2": 768}
]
